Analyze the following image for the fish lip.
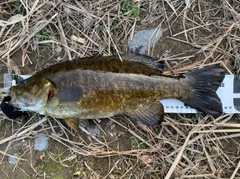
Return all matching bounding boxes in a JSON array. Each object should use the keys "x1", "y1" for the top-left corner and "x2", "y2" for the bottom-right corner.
[
  {"x1": 0, "y1": 96, "x2": 22, "y2": 119},
  {"x1": 8, "y1": 99, "x2": 21, "y2": 108}
]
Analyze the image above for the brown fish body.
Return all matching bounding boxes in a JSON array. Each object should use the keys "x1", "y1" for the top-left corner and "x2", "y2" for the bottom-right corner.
[
  {"x1": 9, "y1": 54, "x2": 225, "y2": 126},
  {"x1": 45, "y1": 68, "x2": 184, "y2": 119}
]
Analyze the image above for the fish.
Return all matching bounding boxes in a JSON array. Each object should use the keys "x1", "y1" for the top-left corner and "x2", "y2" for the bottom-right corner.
[{"x1": 7, "y1": 53, "x2": 225, "y2": 128}]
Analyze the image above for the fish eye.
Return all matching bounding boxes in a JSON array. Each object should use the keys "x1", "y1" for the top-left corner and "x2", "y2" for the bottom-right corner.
[{"x1": 20, "y1": 81, "x2": 26, "y2": 87}]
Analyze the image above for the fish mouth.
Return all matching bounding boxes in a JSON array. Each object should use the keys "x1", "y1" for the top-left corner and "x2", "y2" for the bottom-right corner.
[
  {"x1": 0, "y1": 96, "x2": 23, "y2": 119},
  {"x1": 9, "y1": 86, "x2": 48, "y2": 113}
]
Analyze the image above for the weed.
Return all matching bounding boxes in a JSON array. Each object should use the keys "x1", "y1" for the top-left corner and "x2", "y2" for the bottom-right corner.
[
  {"x1": 1, "y1": 121, "x2": 6, "y2": 128},
  {"x1": 36, "y1": 164, "x2": 45, "y2": 172},
  {"x1": 185, "y1": 114, "x2": 197, "y2": 121},
  {"x1": 111, "y1": 19, "x2": 124, "y2": 30},
  {"x1": 165, "y1": 113, "x2": 179, "y2": 120},
  {"x1": 184, "y1": 150, "x2": 192, "y2": 159},
  {"x1": 121, "y1": 0, "x2": 140, "y2": 18},
  {"x1": 212, "y1": 148, "x2": 220, "y2": 160},
  {"x1": 164, "y1": 161, "x2": 171, "y2": 168},
  {"x1": 16, "y1": 152, "x2": 22, "y2": 158},
  {"x1": 77, "y1": 168, "x2": 94, "y2": 177},
  {"x1": 36, "y1": 29, "x2": 51, "y2": 42},
  {"x1": 15, "y1": 0, "x2": 21, "y2": 7},
  {"x1": 131, "y1": 138, "x2": 147, "y2": 150}
]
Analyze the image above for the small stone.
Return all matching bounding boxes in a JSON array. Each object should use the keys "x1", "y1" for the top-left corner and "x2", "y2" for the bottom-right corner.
[
  {"x1": 34, "y1": 134, "x2": 49, "y2": 151},
  {"x1": 109, "y1": 174, "x2": 115, "y2": 179},
  {"x1": 8, "y1": 153, "x2": 20, "y2": 165},
  {"x1": 128, "y1": 28, "x2": 163, "y2": 54},
  {"x1": 55, "y1": 46, "x2": 62, "y2": 54},
  {"x1": 85, "y1": 125, "x2": 101, "y2": 136}
]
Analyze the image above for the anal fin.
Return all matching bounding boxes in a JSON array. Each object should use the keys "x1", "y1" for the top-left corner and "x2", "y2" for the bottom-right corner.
[{"x1": 125, "y1": 102, "x2": 164, "y2": 126}]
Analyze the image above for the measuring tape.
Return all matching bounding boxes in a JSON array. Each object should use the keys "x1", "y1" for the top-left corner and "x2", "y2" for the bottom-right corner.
[{"x1": 3, "y1": 74, "x2": 239, "y2": 114}]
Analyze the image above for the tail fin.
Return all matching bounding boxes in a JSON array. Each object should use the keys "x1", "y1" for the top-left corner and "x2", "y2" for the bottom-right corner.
[{"x1": 182, "y1": 66, "x2": 225, "y2": 117}]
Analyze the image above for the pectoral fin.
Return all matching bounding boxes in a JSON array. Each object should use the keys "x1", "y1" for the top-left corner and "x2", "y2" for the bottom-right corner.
[
  {"x1": 125, "y1": 102, "x2": 164, "y2": 126},
  {"x1": 65, "y1": 118, "x2": 79, "y2": 130},
  {"x1": 55, "y1": 86, "x2": 83, "y2": 103}
]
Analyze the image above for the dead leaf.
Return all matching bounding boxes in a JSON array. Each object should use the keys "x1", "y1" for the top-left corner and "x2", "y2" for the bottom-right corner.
[
  {"x1": 39, "y1": 153, "x2": 45, "y2": 161},
  {"x1": 139, "y1": 155, "x2": 153, "y2": 165},
  {"x1": 220, "y1": 59, "x2": 231, "y2": 69}
]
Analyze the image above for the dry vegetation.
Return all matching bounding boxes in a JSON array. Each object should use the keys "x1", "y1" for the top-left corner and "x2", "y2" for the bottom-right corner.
[{"x1": 0, "y1": 0, "x2": 240, "y2": 178}]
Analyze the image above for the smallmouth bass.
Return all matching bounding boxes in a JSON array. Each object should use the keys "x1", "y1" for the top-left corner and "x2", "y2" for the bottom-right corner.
[{"x1": 7, "y1": 54, "x2": 225, "y2": 127}]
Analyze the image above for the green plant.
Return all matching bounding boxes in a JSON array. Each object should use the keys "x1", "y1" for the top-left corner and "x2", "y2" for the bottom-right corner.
[
  {"x1": 36, "y1": 164, "x2": 45, "y2": 172},
  {"x1": 185, "y1": 113, "x2": 197, "y2": 120},
  {"x1": 37, "y1": 29, "x2": 51, "y2": 42},
  {"x1": 165, "y1": 113, "x2": 179, "y2": 120},
  {"x1": 164, "y1": 161, "x2": 171, "y2": 168},
  {"x1": 15, "y1": 0, "x2": 21, "y2": 7},
  {"x1": 111, "y1": 19, "x2": 124, "y2": 30},
  {"x1": 77, "y1": 168, "x2": 94, "y2": 176},
  {"x1": 131, "y1": 138, "x2": 147, "y2": 150},
  {"x1": 16, "y1": 152, "x2": 22, "y2": 158},
  {"x1": 121, "y1": 0, "x2": 140, "y2": 18},
  {"x1": 212, "y1": 149, "x2": 220, "y2": 160},
  {"x1": 1, "y1": 121, "x2": 6, "y2": 128},
  {"x1": 184, "y1": 150, "x2": 192, "y2": 159}
]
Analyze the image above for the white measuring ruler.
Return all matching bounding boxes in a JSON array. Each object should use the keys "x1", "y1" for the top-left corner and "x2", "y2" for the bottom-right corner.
[
  {"x1": 161, "y1": 75, "x2": 239, "y2": 114},
  {"x1": 3, "y1": 74, "x2": 239, "y2": 114}
]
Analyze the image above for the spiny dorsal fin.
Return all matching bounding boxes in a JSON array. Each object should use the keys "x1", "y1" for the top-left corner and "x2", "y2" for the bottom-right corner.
[
  {"x1": 121, "y1": 53, "x2": 164, "y2": 72},
  {"x1": 125, "y1": 102, "x2": 164, "y2": 126}
]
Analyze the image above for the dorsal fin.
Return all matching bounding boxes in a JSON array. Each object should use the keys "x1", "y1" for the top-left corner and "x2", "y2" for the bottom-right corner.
[{"x1": 121, "y1": 53, "x2": 164, "y2": 72}]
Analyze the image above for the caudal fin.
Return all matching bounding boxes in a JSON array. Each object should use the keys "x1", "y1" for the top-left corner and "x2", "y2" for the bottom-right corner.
[{"x1": 183, "y1": 66, "x2": 225, "y2": 117}]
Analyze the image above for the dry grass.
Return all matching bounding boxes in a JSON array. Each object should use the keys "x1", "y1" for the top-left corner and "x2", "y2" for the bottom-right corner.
[{"x1": 1, "y1": 0, "x2": 240, "y2": 178}]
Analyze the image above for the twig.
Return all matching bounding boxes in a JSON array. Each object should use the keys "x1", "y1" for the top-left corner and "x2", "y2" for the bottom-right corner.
[
  {"x1": 57, "y1": 16, "x2": 72, "y2": 60},
  {"x1": 165, "y1": 128, "x2": 193, "y2": 179},
  {"x1": 230, "y1": 159, "x2": 240, "y2": 179}
]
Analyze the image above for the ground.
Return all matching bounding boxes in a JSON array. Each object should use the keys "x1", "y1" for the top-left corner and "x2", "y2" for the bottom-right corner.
[{"x1": 0, "y1": 0, "x2": 240, "y2": 179}]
